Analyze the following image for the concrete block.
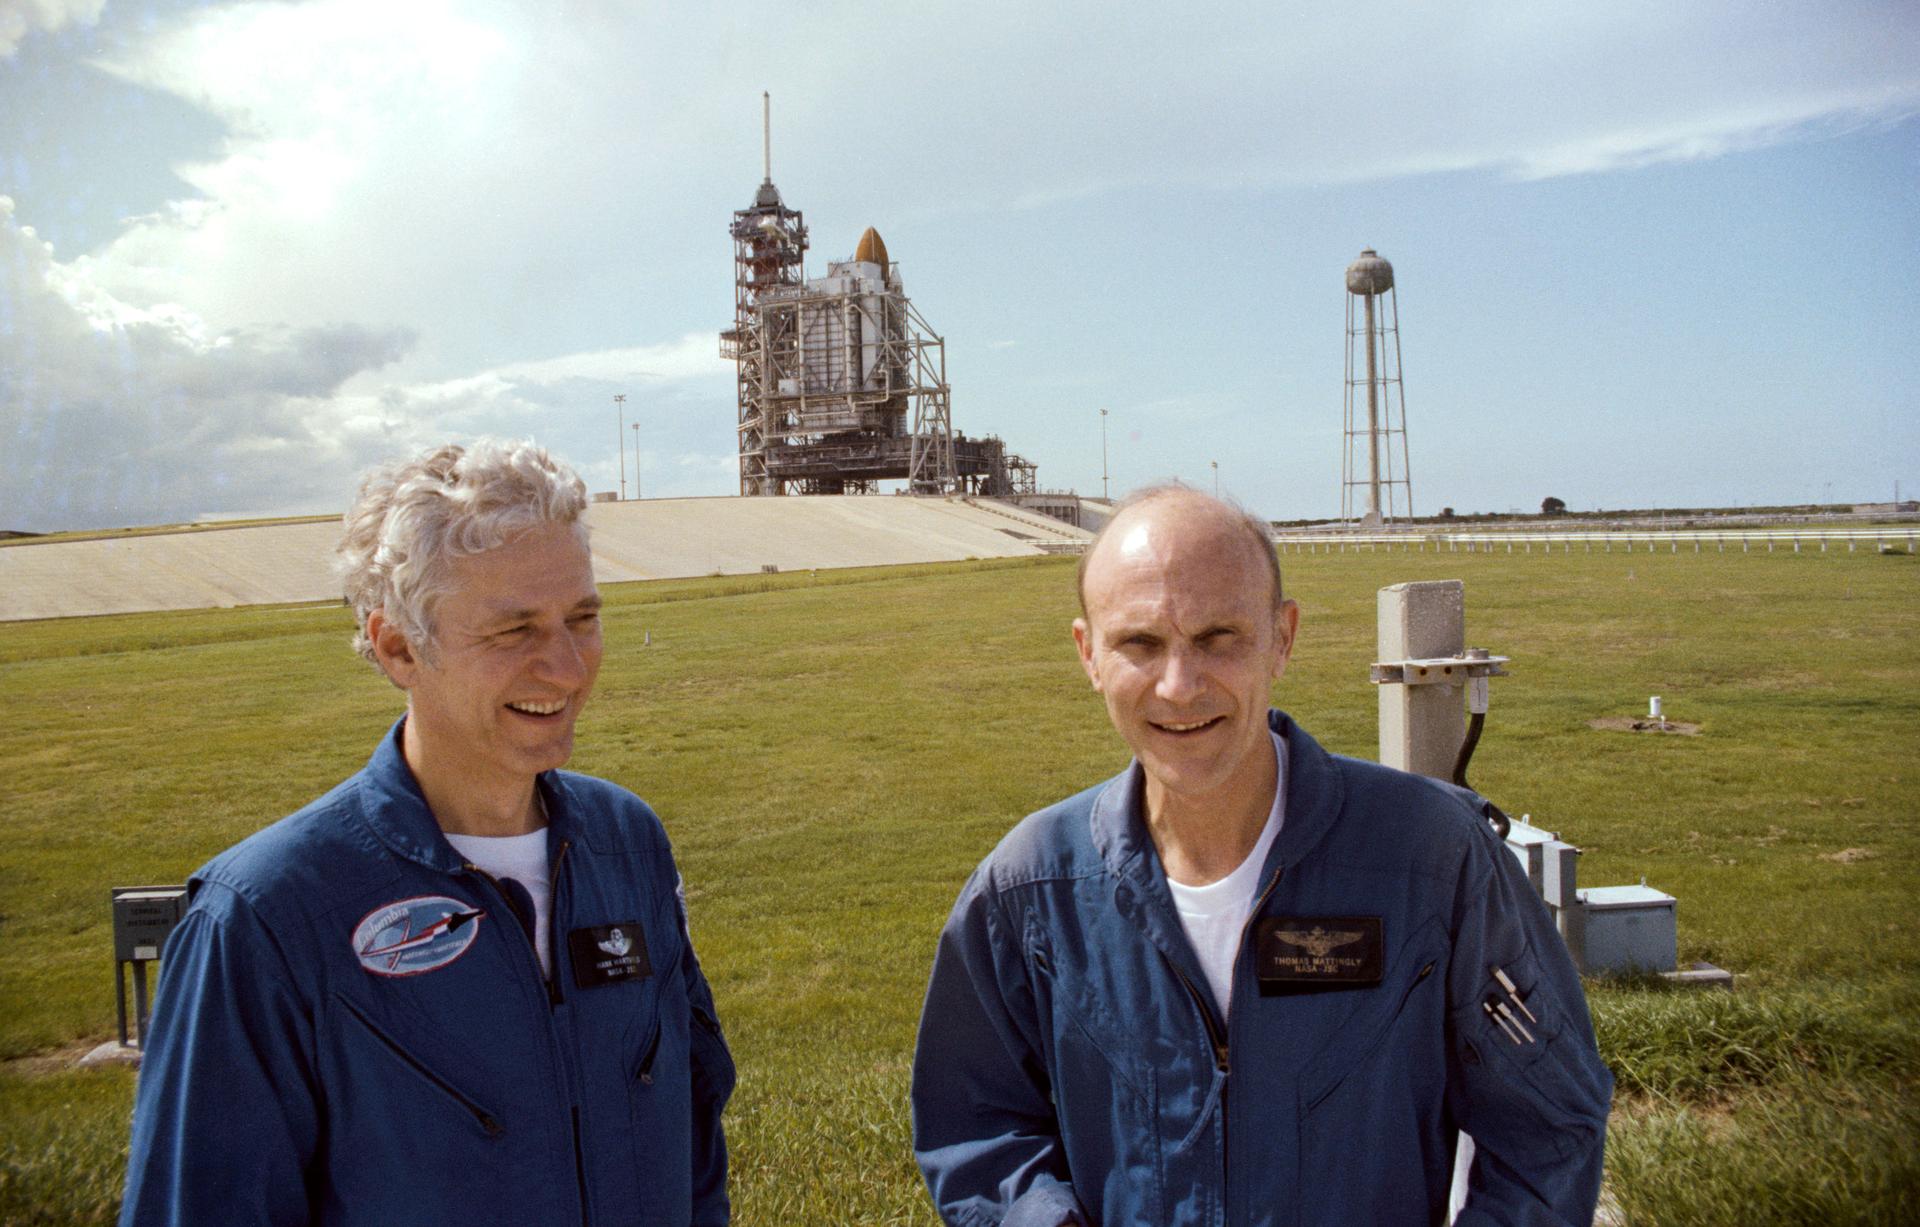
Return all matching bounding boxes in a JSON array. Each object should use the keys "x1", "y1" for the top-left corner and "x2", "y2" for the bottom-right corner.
[{"x1": 1377, "y1": 580, "x2": 1465, "y2": 778}]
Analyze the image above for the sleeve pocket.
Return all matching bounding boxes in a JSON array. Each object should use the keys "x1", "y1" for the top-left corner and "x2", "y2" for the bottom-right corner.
[{"x1": 1448, "y1": 944, "x2": 1609, "y2": 1161}]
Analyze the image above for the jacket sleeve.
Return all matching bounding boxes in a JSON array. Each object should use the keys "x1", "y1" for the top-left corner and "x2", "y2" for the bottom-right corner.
[
  {"x1": 120, "y1": 884, "x2": 320, "y2": 1227},
  {"x1": 911, "y1": 872, "x2": 1089, "y2": 1227},
  {"x1": 677, "y1": 879, "x2": 735, "y2": 1227},
  {"x1": 1443, "y1": 820, "x2": 1613, "y2": 1226}
]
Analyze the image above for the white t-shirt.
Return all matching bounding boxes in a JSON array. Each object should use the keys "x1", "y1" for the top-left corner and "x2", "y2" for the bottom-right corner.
[
  {"x1": 445, "y1": 828, "x2": 552, "y2": 979},
  {"x1": 1166, "y1": 729, "x2": 1286, "y2": 1022}
]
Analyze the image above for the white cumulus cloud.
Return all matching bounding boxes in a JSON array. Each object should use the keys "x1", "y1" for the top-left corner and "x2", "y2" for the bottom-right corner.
[
  {"x1": 2, "y1": 189, "x2": 740, "y2": 530},
  {"x1": 2, "y1": 195, "x2": 419, "y2": 530},
  {"x1": 0, "y1": 0, "x2": 105, "y2": 58},
  {"x1": 69, "y1": 0, "x2": 1920, "y2": 346}
]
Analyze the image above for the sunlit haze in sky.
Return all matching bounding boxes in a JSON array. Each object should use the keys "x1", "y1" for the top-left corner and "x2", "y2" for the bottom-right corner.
[{"x1": 2, "y1": 0, "x2": 1916, "y2": 531}]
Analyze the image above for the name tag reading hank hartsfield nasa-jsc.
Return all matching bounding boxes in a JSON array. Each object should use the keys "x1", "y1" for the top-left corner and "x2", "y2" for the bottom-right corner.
[
  {"x1": 1255, "y1": 916, "x2": 1384, "y2": 992},
  {"x1": 568, "y1": 922, "x2": 651, "y2": 989}
]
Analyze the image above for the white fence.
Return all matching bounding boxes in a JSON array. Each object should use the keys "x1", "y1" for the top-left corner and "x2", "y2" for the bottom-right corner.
[{"x1": 1271, "y1": 528, "x2": 1919, "y2": 555}]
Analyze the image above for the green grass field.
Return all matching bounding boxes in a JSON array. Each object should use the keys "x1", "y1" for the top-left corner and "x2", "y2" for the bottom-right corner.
[{"x1": 2, "y1": 549, "x2": 1916, "y2": 1224}]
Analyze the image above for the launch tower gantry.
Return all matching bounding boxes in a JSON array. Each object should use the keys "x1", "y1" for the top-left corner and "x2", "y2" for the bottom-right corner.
[{"x1": 721, "y1": 94, "x2": 1026, "y2": 496}]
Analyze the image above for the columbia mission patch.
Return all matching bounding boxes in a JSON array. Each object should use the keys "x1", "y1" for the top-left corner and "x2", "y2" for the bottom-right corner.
[
  {"x1": 1256, "y1": 916, "x2": 1384, "y2": 990},
  {"x1": 568, "y1": 922, "x2": 652, "y2": 989},
  {"x1": 353, "y1": 895, "x2": 486, "y2": 977}
]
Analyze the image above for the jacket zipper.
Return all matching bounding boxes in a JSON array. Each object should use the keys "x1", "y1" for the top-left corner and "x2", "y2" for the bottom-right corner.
[
  {"x1": 548, "y1": 838, "x2": 588, "y2": 1227},
  {"x1": 547, "y1": 839, "x2": 573, "y2": 1006},
  {"x1": 1174, "y1": 863, "x2": 1287, "y2": 1075},
  {"x1": 1167, "y1": 961, "x2": 1229, "y2": 1072},
  {"x1": 572, "y1": 1104, "x2": 590, "y2": 1227},
  {"x1": 462, "y1": 833, "x2": 586, "y2": 1223},
  {"x1": 1197, "y1": 860, "x2": 1285, "y2": 1219},
  {"x1": 336, "y1": 995, "x2": 504, "y2": 1138}
]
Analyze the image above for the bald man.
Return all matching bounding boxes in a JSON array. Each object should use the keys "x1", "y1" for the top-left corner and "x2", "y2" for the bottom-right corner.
[{"x1": 910, "y1": 486, "x2": 1610, "y2": 1226}]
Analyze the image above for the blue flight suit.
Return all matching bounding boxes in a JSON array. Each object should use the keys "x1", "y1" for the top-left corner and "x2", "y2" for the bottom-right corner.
[
  {"x1": 913, "y1": 710, "x2": 1611, "y2": 1226},
  {"x1": 121, "y1": 720, "x2": 734, "y2": 1225}
]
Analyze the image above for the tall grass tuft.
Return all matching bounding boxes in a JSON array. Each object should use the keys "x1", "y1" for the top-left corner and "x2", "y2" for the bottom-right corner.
[
  {"x1": 1593, "y1": 983, "x2": 1920, "y2": 1102},
  {"x1": 1605, "y1": 1082, "x2": 1920, "y2": 1226},
  {"x1": 0, "y1": 1071, "x2": 130, "y2": 1226}
]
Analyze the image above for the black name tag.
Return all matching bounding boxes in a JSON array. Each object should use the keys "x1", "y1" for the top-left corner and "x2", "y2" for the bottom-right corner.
[
  {"x1": 568, "y1": 922, "x2": 652, "y2": 989},
  {"x1": 1256, "y1": 916, "x2": 1384, "y2": 992}
]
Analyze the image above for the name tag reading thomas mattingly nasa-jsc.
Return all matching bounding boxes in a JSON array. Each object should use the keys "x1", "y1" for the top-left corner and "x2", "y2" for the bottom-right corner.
[{"x1": 1255, "y1": 916, "x2": 1384, "y2": 992}]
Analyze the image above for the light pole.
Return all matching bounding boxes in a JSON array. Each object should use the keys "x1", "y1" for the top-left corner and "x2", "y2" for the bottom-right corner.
[
  {"x1": 1100, "y1": 408, "x2": 1109, "y2": 500},
  {"x1": 614, "y1": 394, "x2": 627, "y2": 500},
  {"x1": 1211, "y1": 460, "x2": 1219, "y2": 497},
  {"x1": 632, "y1": 422, "x2": 642, "y2": 500}
]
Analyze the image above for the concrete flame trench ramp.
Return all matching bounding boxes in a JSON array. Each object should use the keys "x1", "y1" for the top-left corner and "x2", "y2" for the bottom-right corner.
[{"x1": 0, "y1": 496, "x2": 1091, "y2": 623}]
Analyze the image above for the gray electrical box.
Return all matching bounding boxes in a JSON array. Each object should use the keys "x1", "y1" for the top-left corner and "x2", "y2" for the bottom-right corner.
[
  {"x1": 1576, "y1": 884, "x2": 1678, "y2": 974},
  {"x1": 111, "y1": 885, "x2": 187, "y2": 1048},
  {"x1": 1502, "y1": 820, "x2": 1554, "y2": 893},
  {"x1": 113, "y1": 887, "x2": 186, "y2": 961}
]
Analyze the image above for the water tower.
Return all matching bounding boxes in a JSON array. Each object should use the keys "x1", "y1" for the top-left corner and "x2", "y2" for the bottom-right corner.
[{"x1": 1342, "y1": 248, "x2": 1414, "y2": 526}]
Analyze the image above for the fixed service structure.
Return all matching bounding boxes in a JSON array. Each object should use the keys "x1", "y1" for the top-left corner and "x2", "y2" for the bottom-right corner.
[{"x1": 721, "y1": 96, "x2": 1034, "y2": 496}]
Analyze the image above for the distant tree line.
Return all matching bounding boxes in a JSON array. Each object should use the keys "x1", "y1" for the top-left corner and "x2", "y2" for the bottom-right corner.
[{"x1": 1270, "y1": 500, "x2": 1869, "y2": 529}]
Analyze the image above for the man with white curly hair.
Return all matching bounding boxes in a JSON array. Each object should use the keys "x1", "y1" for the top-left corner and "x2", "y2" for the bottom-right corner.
[{"x1": 122, "y1": 440, "x2": 734, "y2": 1226}]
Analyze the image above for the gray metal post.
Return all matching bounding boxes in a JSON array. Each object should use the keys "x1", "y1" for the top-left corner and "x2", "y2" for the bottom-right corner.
[
  {"x1": 115, "y1": 963, "x2": 130, "y2": 1047},
  {"x1": 1377, "y1": 579, "x2": 1465, "y2": 778},
  {"x1": 1363, "y1": 290, "x2": 1382, "y2": 521},
  {"x1": 133, "y1": 962, "x2": 152, "y2": 1046}
]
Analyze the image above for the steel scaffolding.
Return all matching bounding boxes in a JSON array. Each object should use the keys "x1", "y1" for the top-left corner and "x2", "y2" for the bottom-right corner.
[{"x1": 721, "y1": 95, "x2": 1030, "y2": 497}]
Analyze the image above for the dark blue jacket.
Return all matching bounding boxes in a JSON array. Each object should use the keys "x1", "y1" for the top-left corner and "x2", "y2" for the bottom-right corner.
[
  {"x1": 121, "y1": 721, "x2": 734, "y2": 1225},
  {"x1": 912, "y1": 711, "x2": 1610, "y2": 1226}
]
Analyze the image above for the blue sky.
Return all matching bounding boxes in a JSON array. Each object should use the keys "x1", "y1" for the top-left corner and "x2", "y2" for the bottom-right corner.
[{"x1": 2, "y1": 0, "x2": 1916, "y2": 531}]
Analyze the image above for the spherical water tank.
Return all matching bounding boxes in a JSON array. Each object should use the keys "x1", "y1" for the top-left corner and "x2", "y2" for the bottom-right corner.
[{"x1": 1345, "y1": 248, "x2": 1394, "y2": 296}]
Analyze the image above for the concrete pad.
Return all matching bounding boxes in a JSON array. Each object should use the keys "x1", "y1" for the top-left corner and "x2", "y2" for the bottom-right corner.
[
  {"x1": 0, "y1": 522, "x2": 343, "y2": 622},
  {"x1": 77, "y1": 1040, "x2": 143, "y2": 1068},
  {"x1": 584, "y1": 495, "x2": 1087, "y2": 582},
  {"x1": 0, "y1": 496, "x2": 1091, "y2": 622},
  {"x1": 1660, "y1": 962, "x2": 1736, "y2": 990}
]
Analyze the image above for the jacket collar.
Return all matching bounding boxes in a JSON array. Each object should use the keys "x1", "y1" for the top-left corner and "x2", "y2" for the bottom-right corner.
[
  {"x1": 1089, "y1": 709, "x2": 1348, "y2": 971},
  {"x1": 353, "y1": 717, "x2": 573, "y2": 873},
  {"x1": 1269, "y1": 709, "x2": 1345, "y2": 871},
  {"x1": 1091, "y1": 709, "x2": 1344, "y2": 877}
]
